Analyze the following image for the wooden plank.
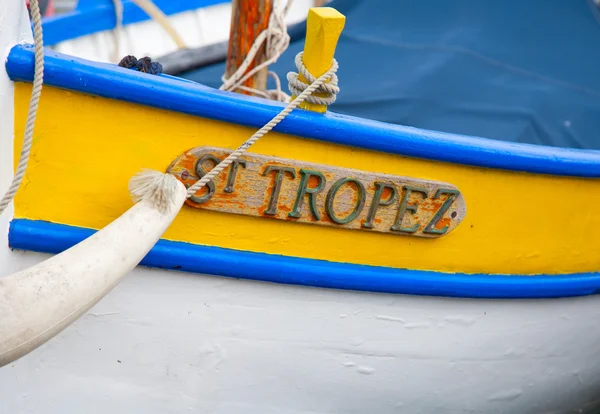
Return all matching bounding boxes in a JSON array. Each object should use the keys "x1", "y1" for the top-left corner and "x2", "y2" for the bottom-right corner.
[
  {"x1": 294, "y1": 7, "x2": 345, "y2": 113},
  {"x1": 224, "y1": 0, "x2": 272, "y2": 95},
  {"x1": 167, "y1": 147, "x2": 467, "y2": 238}
]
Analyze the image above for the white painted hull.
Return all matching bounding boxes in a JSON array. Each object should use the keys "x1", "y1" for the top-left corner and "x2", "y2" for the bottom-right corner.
[
  {"x1": 51, "y1": 0, "x2": 316, "y2": 64},
  {"x1": 2, "y1": 250, "x2": 600, "y2": 413}
]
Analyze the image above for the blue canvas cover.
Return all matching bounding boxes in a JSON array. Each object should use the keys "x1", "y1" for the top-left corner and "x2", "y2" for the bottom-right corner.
[{"x1": 181, "y1": 0, "x2": 600, "y2": 150}]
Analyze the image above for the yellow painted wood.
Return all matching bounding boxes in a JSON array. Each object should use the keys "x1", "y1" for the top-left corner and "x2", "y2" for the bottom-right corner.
[
  {"x1": 13, "y1": 84, "x2": 600, "y2": 275},
  {"x1": 293, "y1": 7, "x2": 345, "y2": 113}
]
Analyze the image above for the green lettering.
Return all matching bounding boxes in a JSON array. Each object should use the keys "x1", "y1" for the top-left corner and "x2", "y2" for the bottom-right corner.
[
  {"x1": 325, "y1": 177, "x2": 366, "y2": 225},
  {"x1": 362, "y1": 182, "x2": 398, "y2": 229},
  {"x1": 262, "y1": 165, "x2": 296, "y2": 215},
  {"x1": 288, "y1": 169, "x2": 326, "y2": 220},
  {"x1": 423, "y1": 188, "x2": 460, "y2": 235},
  {"x1": 190, "y1": 154, "x2": 220, "y2": 204},
  {"x1": 391, "y1": 185, "x2": 428, "y2": 233},
  {"x1": 224, "y1": 159, "x2": 247, "y2": 193}
]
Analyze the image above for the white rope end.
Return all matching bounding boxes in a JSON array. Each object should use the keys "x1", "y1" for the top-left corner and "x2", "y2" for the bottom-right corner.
[{"x1": 128, "y1": 169, "x2": 185, "y2": 213}]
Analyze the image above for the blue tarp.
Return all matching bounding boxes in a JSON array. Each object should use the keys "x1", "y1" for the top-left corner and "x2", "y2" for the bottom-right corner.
[{"x1": 181, "y1": 0, "x2": 600, "y2": 150}]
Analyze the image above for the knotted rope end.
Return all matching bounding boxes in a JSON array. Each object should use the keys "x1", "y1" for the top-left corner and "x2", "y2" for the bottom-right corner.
[{"x1": 128, "y1": 170, "x2": 185, "y2": 213}]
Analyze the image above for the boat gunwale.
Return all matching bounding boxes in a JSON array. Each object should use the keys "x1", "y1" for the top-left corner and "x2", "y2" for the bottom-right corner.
[
  {"x1": 6, "y1": 43, "x2": 600, "y2": 178},
  {"x1": 9, "y1": 218, "x2": 600, "y2": 299},
  {"x1": 41, "y1": 0, "x2": 228, "y2": 46}
]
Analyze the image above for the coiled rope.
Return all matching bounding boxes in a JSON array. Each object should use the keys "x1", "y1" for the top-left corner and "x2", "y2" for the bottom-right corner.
[
  {"x1": 287, "y1": 51, "x2": 339, "y2": 106},
  {"x1": 220, "y1": 0, "x2": 294, "y2": 102},
  {"x1": 0, "y1": 0, "x2": 44, "y2": 216}
]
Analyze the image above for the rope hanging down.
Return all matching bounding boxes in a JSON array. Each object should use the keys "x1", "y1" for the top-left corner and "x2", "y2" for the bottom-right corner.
[
  {"x1": 0, "y1": 0, "x2": 44, "y2": 216},
  {"x1": 220, "y1": 0, "x2": 294, "y2": 102}
]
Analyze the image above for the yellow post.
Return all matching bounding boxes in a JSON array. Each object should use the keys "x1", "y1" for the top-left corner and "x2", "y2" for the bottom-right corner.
[{"x1": 294, "y1": 7, "x2": 346, "y2": 113}]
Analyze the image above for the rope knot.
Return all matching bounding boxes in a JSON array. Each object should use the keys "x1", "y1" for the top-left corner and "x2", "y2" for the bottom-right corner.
[{"x1": 287, "y1": 52, "x2": 340, "y2": 106}]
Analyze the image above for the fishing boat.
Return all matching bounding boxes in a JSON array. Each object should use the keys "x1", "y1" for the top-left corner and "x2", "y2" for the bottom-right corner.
[{"x1": 2, "y1": 0, "x2": 600, "y2": 413}]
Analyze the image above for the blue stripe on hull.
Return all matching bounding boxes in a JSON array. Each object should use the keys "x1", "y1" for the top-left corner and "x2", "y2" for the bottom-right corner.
[
  {"x1": 8, "y1": 218, "x2": 600, "y2": 299},
  {"x1": 7, "y1": 44, "x2": 600, "y2": 178}
]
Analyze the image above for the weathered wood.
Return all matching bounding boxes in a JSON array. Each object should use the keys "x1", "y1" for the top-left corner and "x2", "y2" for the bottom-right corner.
[
  {"x1": 294, "y1": 7, "x2": 345, "y2": 113},
  {"x1": 167, "y1": 147, "x2": 466, "y2": 238},
  {"x1": 225, "y1": 0, "x2": 273, "y2": 95}
]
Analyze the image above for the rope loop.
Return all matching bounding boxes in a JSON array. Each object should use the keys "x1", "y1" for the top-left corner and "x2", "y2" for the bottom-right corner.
[
  {"x1": 287, "y1": 51, "x2": 340, "y2": 106},
  {"x1": 220, "y1": 0, "x2": 293, "y2": 102},
  {"x1": 0, "y1": 0, "x2": 44, "y2": 215}
]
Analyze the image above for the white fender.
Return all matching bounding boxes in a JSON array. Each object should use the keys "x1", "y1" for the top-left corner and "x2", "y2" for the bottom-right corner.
[{"x1": 0, "y1": 171, "x2": 186, "y2": 367}]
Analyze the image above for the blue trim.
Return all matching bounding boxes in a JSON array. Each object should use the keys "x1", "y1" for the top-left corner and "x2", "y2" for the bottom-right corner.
[
  {"x1": 8, "y1": 218, "x2": 600, "y2": 299},
  {"x1": 41, "y1": 0, "x2": 227, "y2": 46},
  {"x1": 7, "y1": 44, "x2": 600, "y2": 178}
]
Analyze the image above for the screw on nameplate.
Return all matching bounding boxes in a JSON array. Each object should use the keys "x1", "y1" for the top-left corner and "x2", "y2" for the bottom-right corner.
[
  {"x1": 293, "y1": 7, "x2": 346, "y2": 113},
  {"x1": 167, "y1": 147, "x2": 467, "y2": 238}
]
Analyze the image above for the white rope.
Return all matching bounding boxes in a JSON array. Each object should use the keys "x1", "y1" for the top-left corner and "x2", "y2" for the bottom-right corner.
[
  {"x1": 220, "y1": 0, "x2": 294, "y2": 102},
  {"x1": 287, "y1": 51, "x2": 340, "y2": 105},
  {"x1": 186, "y1": 54, "x2": 339, "y2": 197},
  {"x1": 0, "y1": 0, "x2": 44, "y2": 216}
]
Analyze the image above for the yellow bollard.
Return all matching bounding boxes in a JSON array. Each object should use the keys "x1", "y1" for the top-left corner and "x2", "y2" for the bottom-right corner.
[{"x1": 294, "y1": 7, "x2": 346, "y2": 113}]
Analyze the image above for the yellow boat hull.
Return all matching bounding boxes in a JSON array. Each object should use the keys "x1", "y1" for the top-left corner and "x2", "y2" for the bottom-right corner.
[{"x1": 12, "y1": 84, "x2": 600, "y2": 277}]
